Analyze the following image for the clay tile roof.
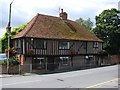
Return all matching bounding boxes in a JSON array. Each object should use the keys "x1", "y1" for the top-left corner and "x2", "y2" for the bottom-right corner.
[{"x1": 13, "y1": 13, "x2": 103, "y2": 42}]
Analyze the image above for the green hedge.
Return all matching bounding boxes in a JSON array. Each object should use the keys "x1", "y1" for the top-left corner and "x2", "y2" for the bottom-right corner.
[
  {"x1": 0, "y1": 60, "x2": 4, "y2": 65},
  {"x1": 2, "y1": 57, "x2": 19, "y2": 66}
]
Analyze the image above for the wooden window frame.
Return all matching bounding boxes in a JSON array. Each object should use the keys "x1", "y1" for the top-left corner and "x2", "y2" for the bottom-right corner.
[
  {"x1": 60, "y1": 57, "x2": 70, "y2": 65},
  {"x1": 93, "y1": 42, "x2": 99, "y2": 48},
  {"x1": 33, "y1": 39, "x2": 47, "y2": 49},
  {"x1": 59, "y1": 41, "x2": 70, "y2": 50},
  {"x1": 83, "y1": 41, "x2": 87, "y2": 49},
  {"x1": 15, "y1": 39, "x2": 21, "y2": 49}
]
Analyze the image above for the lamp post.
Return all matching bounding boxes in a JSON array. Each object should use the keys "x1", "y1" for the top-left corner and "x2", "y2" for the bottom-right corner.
[{"x1": 6, "y1": 0, "x2": 14, "y2": 74}]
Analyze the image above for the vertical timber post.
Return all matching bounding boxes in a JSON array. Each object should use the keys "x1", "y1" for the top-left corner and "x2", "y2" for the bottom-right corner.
[
  {"x1": 45, "y1": 58, "x2": 47, "y2": 71},
  {"x1": 30, "y1": 64, "x2": 32, "y2": 73}
]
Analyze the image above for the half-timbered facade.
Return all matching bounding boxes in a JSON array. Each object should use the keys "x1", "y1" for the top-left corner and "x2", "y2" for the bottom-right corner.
[{"x1": 12, "y1": 9, "x2": 103, "y2": 71}]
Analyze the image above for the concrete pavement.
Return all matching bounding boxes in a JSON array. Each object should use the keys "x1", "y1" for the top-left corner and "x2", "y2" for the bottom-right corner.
[
  {"x1": 0, "y1": 74, "x2": 15, "y2": 78},
  {"x1": 0, "y1": 73, "x2": 37, "y2": 78}
]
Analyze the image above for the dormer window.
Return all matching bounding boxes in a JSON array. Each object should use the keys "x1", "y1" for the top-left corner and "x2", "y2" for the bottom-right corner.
[{"x1": 59, "y1": 41, "x2": 70, "y2": 49}]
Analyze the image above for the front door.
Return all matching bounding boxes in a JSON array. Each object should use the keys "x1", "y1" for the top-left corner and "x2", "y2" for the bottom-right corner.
[{"x1": 47, "y1": 57, "x2": 55, "y2": 70}]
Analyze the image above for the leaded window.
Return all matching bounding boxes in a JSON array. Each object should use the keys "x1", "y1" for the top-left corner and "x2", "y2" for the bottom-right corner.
[{"x1": 59, "y1": 41, "x2": 70, "y2": 49}]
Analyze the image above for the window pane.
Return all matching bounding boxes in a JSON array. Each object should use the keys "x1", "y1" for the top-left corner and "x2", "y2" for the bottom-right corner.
[
  {"x1": 60, "y1": 57, "x2": 70, "y2": 65},
  {"x1": 93, "y1": 42, "x2": 99, "y2": 48},
  {"x1": 59, "y1": 41, "x2": 70, "y2": 49},
  {"x1": 34, "y1": 40, "x2": 46, "y2": 49}
]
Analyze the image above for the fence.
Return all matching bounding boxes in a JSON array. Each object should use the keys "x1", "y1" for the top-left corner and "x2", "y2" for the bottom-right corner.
[
  {"x1": 0, "y1": 55, "x2": 120, "y2": 74},
  {"x1": 0, "y1": 63, "x2": 117, "y2": 75},
  {"x1": 0, "y1": 64, "x2": 32, "y2": 74}
]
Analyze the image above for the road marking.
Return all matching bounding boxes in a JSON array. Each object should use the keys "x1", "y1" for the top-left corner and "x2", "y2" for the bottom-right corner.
[
  {"x1": 57, "y1": 79, "x2": 64, "y2": 81},
  {"x1": 0, "y1": 79, "x2": 42, "y2": 87},
  {"x1": 86, "y1": 78, "x2": 119, "y2": 88}
]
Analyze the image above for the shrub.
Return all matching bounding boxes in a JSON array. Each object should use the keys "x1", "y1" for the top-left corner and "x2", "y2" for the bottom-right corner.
[{"x1": 2, "y1": 57, "x2": 19, "y2": 66}]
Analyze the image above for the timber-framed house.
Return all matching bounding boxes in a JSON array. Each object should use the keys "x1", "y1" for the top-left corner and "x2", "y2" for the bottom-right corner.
[{"x1": 12, "y1": 9, "x2": 103, "y2": 72}]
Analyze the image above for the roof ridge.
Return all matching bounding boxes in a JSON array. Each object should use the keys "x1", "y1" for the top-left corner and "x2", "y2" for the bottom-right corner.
[
  {"x1": 24, "y1": 14, "x2": 39, "y2": 37},
  {"x1": 37, "y1": 13, "x2": 58, "y2": 18}
]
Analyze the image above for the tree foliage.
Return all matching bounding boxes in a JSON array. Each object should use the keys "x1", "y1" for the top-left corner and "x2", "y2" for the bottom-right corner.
[
  {"x1": 92, "y1": 8, "x2": 120, "y2": 55},
  {"x1": 1, "y1": 24, "x2": 27, "y2": 53},
  {"x1": 76, "y1": 18, "x2": 93, "y2": 30}
]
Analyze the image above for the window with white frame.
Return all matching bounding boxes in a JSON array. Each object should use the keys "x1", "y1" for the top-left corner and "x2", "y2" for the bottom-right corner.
[
  {"x1": 59, "y1": 41, "x2": 70, "y2": 49},
  {"x1": 93, "y1": 42, "x2": 99, "y2": 48},
  {"x1": 60, "y1": 57, "x2": 70, "y2": 65}
]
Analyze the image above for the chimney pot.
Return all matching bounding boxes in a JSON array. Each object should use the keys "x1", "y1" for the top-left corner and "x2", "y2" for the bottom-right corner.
[
  {"x1": 59, "y1": 9, "x2": 68, "y2": 21},
  {"x1": 61, "y1": 9, "x2": 63, "y2": 13}
]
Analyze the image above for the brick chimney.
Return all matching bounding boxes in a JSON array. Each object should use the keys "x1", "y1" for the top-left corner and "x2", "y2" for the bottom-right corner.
[{"x1": 59, "y1": 9, "x2": 68, "y2": 21}]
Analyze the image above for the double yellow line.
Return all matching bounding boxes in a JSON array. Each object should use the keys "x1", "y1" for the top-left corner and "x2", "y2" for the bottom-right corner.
[{"x1": 86, "y1": 78, "x2": 119, "y2": 88}]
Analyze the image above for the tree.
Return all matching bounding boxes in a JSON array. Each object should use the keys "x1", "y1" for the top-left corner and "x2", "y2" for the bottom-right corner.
[
  {"x1": 0, "y1": 38, "x2": 2, "y2": 53},
  {"x1": 1, "y1": 24, "x2": 27, "y2": 53},
  {"x1": 76, "y1": 18, "x2": 93, "y2": 30},
  {"x1": 92, "y1": 8, "x2": 120, "y2": 55}
]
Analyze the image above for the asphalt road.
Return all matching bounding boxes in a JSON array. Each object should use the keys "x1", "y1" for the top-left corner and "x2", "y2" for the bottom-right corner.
[{"x1": 0, "y1": 65, "x2": 119, "y2": 89}]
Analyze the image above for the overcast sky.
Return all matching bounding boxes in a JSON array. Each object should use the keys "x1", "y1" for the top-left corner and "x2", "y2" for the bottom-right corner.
[{"x1": 0, "y1": 0, "x2": 120, "y2": 37}]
